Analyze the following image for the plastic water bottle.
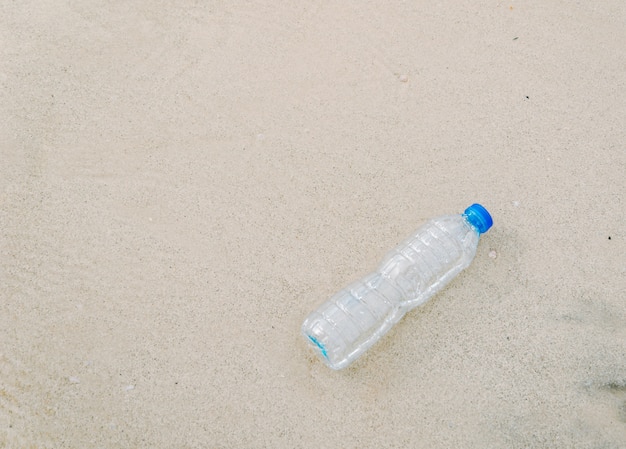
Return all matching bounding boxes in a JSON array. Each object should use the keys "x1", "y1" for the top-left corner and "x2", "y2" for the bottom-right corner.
[{"x1": 301, "y1": 203, "x2": 493, "y2": 370}]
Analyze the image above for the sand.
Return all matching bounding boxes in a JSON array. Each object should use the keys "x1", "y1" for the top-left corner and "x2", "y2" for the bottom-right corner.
[{"x1": 1, "y1": 1, "x2": 625, "y2": 448}]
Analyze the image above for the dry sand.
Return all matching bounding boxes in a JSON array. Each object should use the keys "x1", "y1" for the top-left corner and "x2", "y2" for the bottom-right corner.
[{"x1": 1, "y1": 1, "x2": 625, "y2": 448}]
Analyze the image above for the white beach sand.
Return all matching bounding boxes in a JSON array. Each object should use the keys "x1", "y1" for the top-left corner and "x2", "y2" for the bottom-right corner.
[{"x1": 1, "y1": 1, "x2": 625, "y2": 447}]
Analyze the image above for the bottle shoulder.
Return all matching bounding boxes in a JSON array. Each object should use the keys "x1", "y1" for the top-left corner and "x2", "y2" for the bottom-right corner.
[{"x1": 413, "y1": 214, "x2": 478, "y2": 246}]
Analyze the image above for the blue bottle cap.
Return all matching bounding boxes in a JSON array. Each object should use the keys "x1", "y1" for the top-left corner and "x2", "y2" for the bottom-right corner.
[{"x1": 464, "y1": 203, "x2": 493, "y2": 234}]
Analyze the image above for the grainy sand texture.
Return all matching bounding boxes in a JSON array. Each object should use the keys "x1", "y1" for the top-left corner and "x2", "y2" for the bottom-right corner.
[{"x1": 1, "y1": 1, "x2": 625, "y2": 448}]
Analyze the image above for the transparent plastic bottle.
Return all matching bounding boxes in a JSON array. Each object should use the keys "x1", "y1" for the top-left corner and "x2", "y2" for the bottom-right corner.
[{"x1": 301, "y1": 203, "x2": 493, "y2": 370}]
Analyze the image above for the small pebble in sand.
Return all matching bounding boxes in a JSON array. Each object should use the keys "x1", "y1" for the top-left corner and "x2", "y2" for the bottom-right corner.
[
  {"x1": 488, "y1": 249, "x2": 498, "y2": 259},
  {"x1": 68, "y1": 376, "x2": 80, "y2": 384},
  {"x1": 399, "y1": 74, "x2": 409, "y2": 83},
  {"x1": 512, "y1": 200, "x2": 520, "y2": 207}
]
